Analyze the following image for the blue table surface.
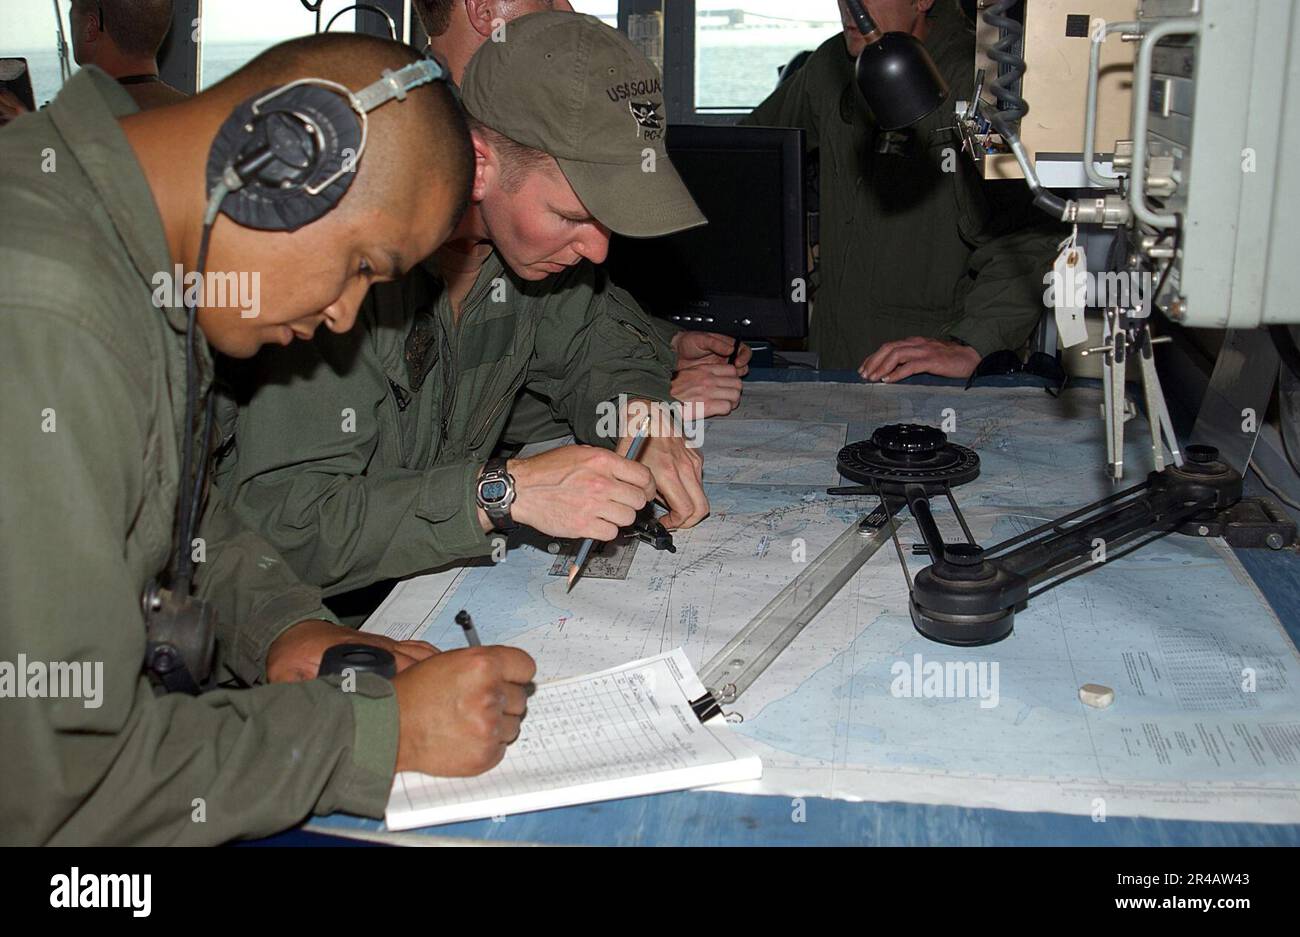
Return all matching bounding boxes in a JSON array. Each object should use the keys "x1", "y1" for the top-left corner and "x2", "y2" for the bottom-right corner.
[{"x1": 281, "y1": 370, "x2": 1300, "y2": 847}]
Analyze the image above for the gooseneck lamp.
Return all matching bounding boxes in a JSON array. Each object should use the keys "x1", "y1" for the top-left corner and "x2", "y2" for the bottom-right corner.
[{"x1": 843, "y1": 0, "x2": 950, "y2": 131}]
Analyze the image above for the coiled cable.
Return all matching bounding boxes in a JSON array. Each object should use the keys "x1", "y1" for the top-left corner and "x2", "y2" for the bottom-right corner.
[{"x1": 984, "y1": 0, "x2": 1028, "y2": 123}]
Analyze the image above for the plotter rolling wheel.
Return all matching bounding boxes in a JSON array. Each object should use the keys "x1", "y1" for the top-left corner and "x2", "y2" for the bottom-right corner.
[
  {"x1": 908, "y1": 600, "x2": 1015, "y2": 647},
  {"x1": 908, "y1": 544, "x2": 1026, "y2": 646}
]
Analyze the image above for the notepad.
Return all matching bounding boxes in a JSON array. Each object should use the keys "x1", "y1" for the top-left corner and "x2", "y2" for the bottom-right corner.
[{"x1": 384, "y1": 648, "x2": 762, "y2": 830}]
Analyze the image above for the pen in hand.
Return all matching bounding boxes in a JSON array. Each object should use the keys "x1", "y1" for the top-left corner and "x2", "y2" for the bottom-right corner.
[
  {"x1": 454, "y1": 609, "x2": 536, "y2": 697},
  {"x1": 728, "y1": 335, "x2": 743, "y2": 366},
  {"x1": 455, "y1": 609, "x2": 481, "y2": 647}
]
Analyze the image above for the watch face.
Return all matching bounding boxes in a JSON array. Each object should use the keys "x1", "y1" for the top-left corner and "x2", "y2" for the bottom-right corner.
[{"x1": 480, "y1": 479, "x2": 508, "y2": 504}]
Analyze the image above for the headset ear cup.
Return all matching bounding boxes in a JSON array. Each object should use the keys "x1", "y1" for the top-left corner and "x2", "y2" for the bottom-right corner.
[{"x1": 206, "y1": 83, "x2": 364, "y2": 232}]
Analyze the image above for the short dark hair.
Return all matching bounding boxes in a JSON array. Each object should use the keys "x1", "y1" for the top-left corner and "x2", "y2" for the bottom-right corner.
[
  {"x1": 467, "y1": 116, "x2": 555, "y2": 192},
  {"x1": 413, "y1": 0, "x2": 455, "y2": 38},
  {"x1": 75, "y1": 0, "x2": 176, "y2": 59}
]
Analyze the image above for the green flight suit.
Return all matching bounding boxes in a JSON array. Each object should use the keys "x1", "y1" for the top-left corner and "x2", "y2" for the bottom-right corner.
[
  {"x1": 496, "y1": 316, "x2": 680, "y2": 451},
  {"x1": 0, "y1": 68, "x2": 397, "y2": 845},
  {"x1": 213, "y1": 252, "x2": 674, "y2": 597},
  {"x1": 741, "y1": 1, "x2": 1056, "y2": 369}
]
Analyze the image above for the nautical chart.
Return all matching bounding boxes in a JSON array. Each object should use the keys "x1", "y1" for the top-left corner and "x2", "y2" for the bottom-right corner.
[{"x1": 358, "y1": 382, "x2": 1300, "y2": 824}]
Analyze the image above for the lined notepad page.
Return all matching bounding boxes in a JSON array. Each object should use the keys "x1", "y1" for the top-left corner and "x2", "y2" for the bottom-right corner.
[{"x1": 385, "y1": 648, "x2": 762, "y2": 830}]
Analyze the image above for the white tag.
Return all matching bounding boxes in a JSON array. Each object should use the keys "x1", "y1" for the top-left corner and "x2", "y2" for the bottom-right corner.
[{"x1": 1052, "y1": 230, "x2": 1089, "y2": 349}]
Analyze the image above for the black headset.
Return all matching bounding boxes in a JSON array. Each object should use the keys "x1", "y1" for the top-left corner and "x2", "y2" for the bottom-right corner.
[
  {"x1": 142, "y1": 58, "x2": 448, "y2": 694},
  {"x1": 206, "y1": 58, "x2": 445, "y2": 232}
]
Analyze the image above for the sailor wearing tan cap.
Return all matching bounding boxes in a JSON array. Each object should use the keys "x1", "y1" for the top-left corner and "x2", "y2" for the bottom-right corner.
[
  {"x1": 213, "y1": 13, "x2": 716, "y2": 634},
  {"x1": 413, "y1": 0, "x2": 752, "y2": 421}
]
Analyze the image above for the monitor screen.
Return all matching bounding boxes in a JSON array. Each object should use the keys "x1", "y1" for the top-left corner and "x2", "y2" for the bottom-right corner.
[{"x1": 605, "y1": 124, "x2": 807, "y2": 339}]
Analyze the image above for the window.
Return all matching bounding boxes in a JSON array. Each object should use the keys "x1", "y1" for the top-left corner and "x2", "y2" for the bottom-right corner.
[
  {"x1": 199, "y1": 0, "x2": 359, "y2": 90},
  {"x1": 1, "y1": 0, "x2": 78, "y2": 109},
  {"x1": 569, "y1": 1, "x2": 618, "y2": 29},
  {"x1": 694, "y1": 0, "x2": 842, "y2": 112}
]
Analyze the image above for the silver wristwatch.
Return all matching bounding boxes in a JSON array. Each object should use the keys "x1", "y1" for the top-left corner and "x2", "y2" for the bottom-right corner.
[{"x1": 475, "y1": 457, "x2": 517, "y2": 531}]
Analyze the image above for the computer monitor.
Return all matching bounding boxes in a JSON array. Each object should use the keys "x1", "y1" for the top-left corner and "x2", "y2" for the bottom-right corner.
[{"x1": 605, "y1": 124, "x2": 807, "y2": 339}]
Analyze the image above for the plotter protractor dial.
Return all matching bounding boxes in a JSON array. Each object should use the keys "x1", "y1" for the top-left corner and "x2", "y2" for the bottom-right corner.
[{"x1": 836, "y1": 423, "x2": 980, "y2": 497}]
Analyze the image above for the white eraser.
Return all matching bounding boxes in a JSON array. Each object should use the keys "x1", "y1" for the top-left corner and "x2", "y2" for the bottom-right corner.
[{"x1": 1079, "y1": 683, "x2": 1115, "y2": 709}]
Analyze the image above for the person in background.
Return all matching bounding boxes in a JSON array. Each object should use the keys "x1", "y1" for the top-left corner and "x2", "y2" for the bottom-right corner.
[
  {"x1": 69, "y1": 0, "x2": 188, "y2": 109},
  {"x1": 742, "y1": 0, "x2": 1060, "y2": 382},
  {"x1": 1, "y1": 2, "x2": 183, "y2": 126}
]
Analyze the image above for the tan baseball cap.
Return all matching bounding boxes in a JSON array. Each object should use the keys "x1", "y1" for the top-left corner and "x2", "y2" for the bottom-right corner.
[{"x1": 461, "y1": 12, "x2": 706, "y2": 238}]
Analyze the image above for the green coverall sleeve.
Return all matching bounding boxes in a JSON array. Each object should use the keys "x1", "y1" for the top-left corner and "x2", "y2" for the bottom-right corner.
[
  {"x1": 525, "y1": 268, "x2": 676, "y2": 447},
  {"x1": 0, "y1": 312, "x2": 397, "y2": 845},
  {"x1": 214, "y1": 336, "x2": 494, "y2": 598},
  {"x1": 944, "y1": 225, "x2": 1063, "y2": 357},
  {"x1": 738, "y1": 60, "x2": 822, "y2": 151}
]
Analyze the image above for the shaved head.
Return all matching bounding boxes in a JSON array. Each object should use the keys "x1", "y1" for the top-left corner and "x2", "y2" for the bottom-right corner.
[
  {"x1": 206, "y1": 33, "x2": 474, "y2": 227},
  {"x1": 120, "y1": 33, "x2": 476, "y2": 357}
]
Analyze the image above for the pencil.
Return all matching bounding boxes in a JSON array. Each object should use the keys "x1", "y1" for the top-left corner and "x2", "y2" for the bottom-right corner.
[{"x1": 567, "y1": 415, "x2": 653, "y2": 592}]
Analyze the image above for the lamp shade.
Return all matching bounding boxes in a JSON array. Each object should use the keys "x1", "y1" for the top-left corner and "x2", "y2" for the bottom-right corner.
[{"x1": 855, "y1": 31, "x2": 950, "y2": 131}]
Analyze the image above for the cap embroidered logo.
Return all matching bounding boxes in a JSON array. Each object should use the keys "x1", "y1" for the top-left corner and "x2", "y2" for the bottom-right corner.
[{"x1": 629, "y1": 100, "x2": 663, "y2": 138}]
